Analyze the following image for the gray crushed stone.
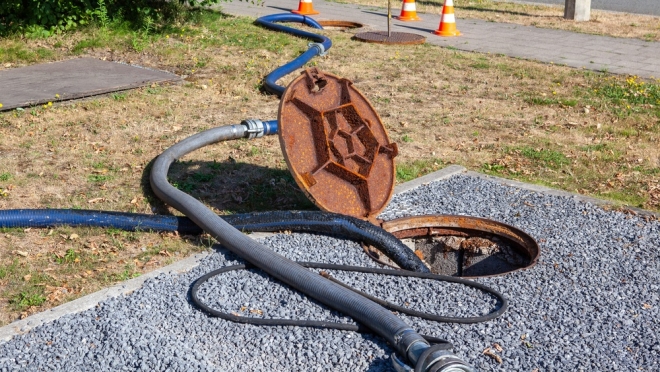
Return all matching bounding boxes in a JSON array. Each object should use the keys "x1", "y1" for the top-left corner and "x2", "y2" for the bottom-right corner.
[{"x1": 1, "y1": 174, "x2": 659, "y2": 371}]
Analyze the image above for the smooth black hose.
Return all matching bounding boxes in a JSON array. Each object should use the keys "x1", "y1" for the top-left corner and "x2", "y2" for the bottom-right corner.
[{"x1": 150, "y1": 123, "x2": 430, "y2": 358}]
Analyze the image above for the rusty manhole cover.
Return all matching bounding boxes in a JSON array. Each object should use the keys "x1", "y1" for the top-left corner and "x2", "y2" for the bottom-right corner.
[
  {"x1": 278, "y1": 68, "x2": 398, "y2": 220},
  {"x1": 317, "y1": 20, "x2": 363, "y2": 30},
  {"x1": 353, "y1": 31, "x2": 426, "y2": 45},
  {"x1": 368, "y1": 215, "x2": 539, "y2": 277}
]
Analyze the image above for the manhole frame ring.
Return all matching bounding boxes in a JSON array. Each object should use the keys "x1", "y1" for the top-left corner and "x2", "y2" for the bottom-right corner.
[{"x1": 375, "y1": 214, "x2": 540, "y2": 278}]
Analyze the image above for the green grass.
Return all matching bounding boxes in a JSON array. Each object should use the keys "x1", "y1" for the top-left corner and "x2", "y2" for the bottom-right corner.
[
  {"x1": 598, "y1": 190, "x2": 646, "y2": 208},
  {"x1": 0, "y1": 172, "x2": 11, "y2": 181},
  {"x1": 0, "y1": 44, "x2": 54, "y2": 64},
  {"x1": 481, "y1": 163, "x2": 506, "y2": 174},
  {"x1": 1, "y1": 259, "x2": 52, "y2": 310},
  {"x1": 72, "y1": 37, "x2": 105, "y2": 54},
  {"x1": 517, "y1": 146, "x2": 569, "y2": 168},
  {"x1": 54, "y1": 249, "x2": 80, "y2": 264},
  {"x1": 578, "y1": 143, "x2": 608, "y2": 152},
  {"x1": 111, "y1": 264, "x2": 141, "y2": 281},
  {"x1": 525, "y1": 96, "x2": 578, "y2": 107},
  {"x1": 88, "y1": 174, "x2": 113, "y2": 183},
  {"x1": 632, "y1": 166, "x2": 660, "y2": 175},
  {"x1": 589, "y1": 75, "x2": 660, "y2": 117},
  {"x1": 470, "y1": 61, "x2": 490, "y2": 69},
  {"x1": 0, "y1": 8, "x2": 290, "y2": 67},
  {"x1": 111, "y1": 93, "x2": 127, "y2": 101},
  {"x1": 9, "y1": 290, "x2": 46, "y2": 310},
  {"x1": 191, "y1": 173, "x2": 214, "y2": 182},
  {"x1": 396, "y1": 159, "x2": 444, "y2": 182}
]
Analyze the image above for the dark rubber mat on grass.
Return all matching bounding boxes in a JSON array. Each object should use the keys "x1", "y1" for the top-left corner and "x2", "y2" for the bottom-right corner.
[{"x1": 0, "y1": 57, "x2": 180, "y2": 111}]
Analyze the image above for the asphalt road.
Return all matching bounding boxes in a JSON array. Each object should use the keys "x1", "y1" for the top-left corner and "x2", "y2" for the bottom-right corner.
[{"x1": 508, "y1": 0, "x2": 660, "y2": 16}]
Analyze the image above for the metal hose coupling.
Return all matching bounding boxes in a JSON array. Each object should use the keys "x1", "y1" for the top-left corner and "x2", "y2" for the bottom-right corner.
[
  {"x1": 392, "y1": 341, "x2": 475, "y2": 372},
  {"x1": 241, "y1": 119, "x2": 278, "y2": 139}
]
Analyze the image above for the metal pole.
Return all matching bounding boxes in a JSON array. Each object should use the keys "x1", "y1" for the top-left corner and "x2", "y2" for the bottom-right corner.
[{"x1": 387, "y1": 0, "x2": 391, "y2": 37}]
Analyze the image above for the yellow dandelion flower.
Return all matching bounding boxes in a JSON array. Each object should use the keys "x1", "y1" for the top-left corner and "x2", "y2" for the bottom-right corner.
[
  {"x1": 48, "y1": 102, "x2": 52, "y2": 106},
  {"x1": 0, "y1": 103, "x2": 3, "y2": 108},
  {"x1": 552, "y1": 91, "x2": 557, "y2": 95}
]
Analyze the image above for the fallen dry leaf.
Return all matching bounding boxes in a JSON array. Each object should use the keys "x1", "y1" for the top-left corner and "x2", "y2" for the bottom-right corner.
[
  {"x1": 483, "y1": 348, "x2": 503, "y2": 364},
  {"x1": 13, "y1": 250, "x2": 29, "y2": 257}
]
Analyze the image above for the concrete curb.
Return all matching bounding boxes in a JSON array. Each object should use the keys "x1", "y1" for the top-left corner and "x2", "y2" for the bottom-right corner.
[
  {"x1": 393, "y1": 164, "x2": 466, "y2": 194},
  {"x1": 0, "y1": 252, "x2": 210, "y2": 343},
  {"x1": 1, "y1": 164, "x2": 656, "y2": 342},
  {"x1": 462, "y1": 170, "x2": 660, "y2": 218}
]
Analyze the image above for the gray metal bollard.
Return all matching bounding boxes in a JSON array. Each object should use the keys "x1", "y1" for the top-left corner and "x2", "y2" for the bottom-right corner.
[{"x1": 564, "y1": 0, "x2": 591, "y2": 21}]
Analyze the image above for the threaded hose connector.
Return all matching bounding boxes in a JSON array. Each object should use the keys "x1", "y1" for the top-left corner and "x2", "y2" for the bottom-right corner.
[{"x1": 242, "y1": 119, "x2": 266, "y2": 139}]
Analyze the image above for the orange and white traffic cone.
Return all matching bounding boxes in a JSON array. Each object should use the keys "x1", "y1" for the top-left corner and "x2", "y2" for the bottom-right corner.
[
  {"x1": 397, "y1": 0, "x2": 421, "y2": 21},
  {"x1": 433, "y1": 0, "x2": 461, "y2": 36},
  {"x1": 292, "y1": 0, "x2": 319, "y2": 15}
]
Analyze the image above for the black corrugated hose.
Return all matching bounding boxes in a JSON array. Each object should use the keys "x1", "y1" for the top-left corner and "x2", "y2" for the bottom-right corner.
[{"x1": 150, "y1": 121, "x2": 505, "y2": 372}]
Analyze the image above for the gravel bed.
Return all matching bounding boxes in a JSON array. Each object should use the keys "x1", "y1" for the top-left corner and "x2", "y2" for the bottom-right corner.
[{"x1": 1, "y1": 174, "x2": 659, "y2": 371}]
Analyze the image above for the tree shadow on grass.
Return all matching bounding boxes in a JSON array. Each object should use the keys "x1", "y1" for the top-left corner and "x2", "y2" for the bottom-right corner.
[{"x1": 140, "y1": 157, "x2": 317, "y2": 217}]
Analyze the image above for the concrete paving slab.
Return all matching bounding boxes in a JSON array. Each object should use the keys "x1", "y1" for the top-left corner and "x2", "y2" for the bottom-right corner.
[
  {"x1": 0, "y1": 57, "x2": 180, "y2": 111},
  {"x1": 217, "y1": 0, "x2": 660, "y2": 79}
]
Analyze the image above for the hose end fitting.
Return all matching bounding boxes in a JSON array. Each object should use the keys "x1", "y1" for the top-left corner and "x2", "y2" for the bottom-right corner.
[
  {"x1": 392, "y1": 340, "x2": 475, "y2": 372},
  {"x1": 242, "y1": 119, "x2": 266, "y2": 139},
  {"x1": 308, "y1": 42, "x2": 327, "y2": 56},
  {"x1": 418, "y1": 348, "x2": 475, "y2": 372}
]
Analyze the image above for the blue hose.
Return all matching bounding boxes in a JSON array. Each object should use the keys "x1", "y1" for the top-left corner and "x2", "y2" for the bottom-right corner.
[
  {"x1": 255, "y1": 14, "x2": 332, "y2": 96},
  {"x1": 0, "y1": 209, "x2": 429, "y2": 272},
  {"x1": 0, "y1": 209, "x2": 197, "y2": 233}
]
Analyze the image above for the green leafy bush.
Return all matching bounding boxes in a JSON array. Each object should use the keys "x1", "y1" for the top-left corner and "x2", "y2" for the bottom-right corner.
[{"x1": 0, "y1": 0, "x2": 225, "y2": 37}]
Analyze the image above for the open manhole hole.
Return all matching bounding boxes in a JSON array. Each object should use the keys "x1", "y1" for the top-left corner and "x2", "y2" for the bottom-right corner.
[
  {"x1": 368, "y1": 215, "x2": 539, "y2": 278},
  {"x1": 317, "y1": 20, "x2": 363, "y2": 30}
]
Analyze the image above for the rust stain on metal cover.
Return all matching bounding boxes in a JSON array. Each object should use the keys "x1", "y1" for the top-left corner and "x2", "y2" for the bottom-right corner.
[
  {"x1": 380, "y1": 215, "x2": 540, "y2": 277},
  {"x1": 278, "y1": 68, "x2": 397, "y2": 220},
  {"x1": 353, "y1": 31, "x2": 426, "y2": 45}
]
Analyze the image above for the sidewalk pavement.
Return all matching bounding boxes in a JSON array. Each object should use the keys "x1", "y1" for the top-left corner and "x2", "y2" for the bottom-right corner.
[{"x1": 218, "y1": 0, "x2": 660, "y2": 79}]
